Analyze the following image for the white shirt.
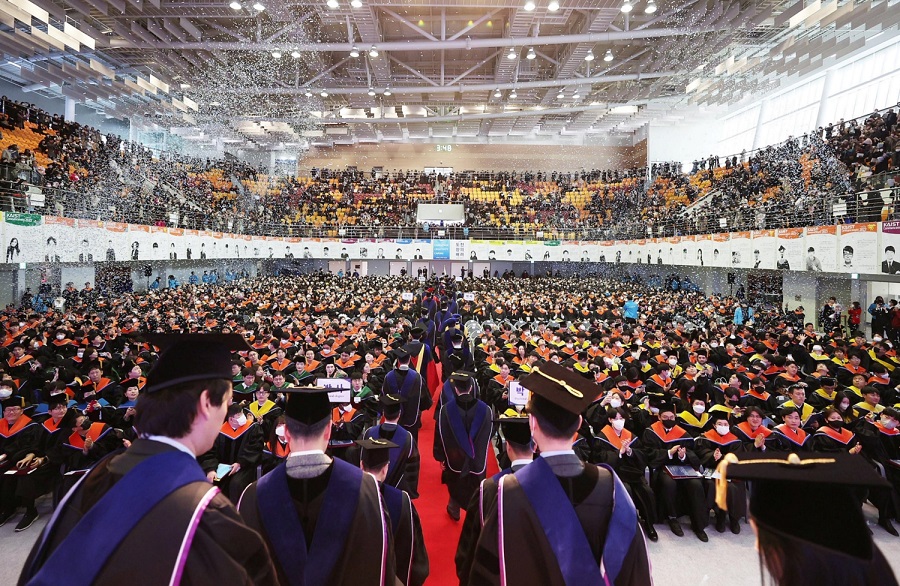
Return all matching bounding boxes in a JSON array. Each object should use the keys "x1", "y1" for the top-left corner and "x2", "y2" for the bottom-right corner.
[
  {"x1": 540, "y1": 449, "x2": 576, "y2": 458},
  {"x1": 145, "y1": 435, "x2": 195, "y2": 458},
  {"x1": 288, "y1": 449, "x2": 326, "y2": 457},
  {"x1": 510, "y1": 458, "x2": 533, "y2": 468}
]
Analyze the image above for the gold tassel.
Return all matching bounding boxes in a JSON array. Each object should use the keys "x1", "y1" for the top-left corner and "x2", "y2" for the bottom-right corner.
[{"x1": 714, "y1": 453, "x2": 834, "y2": 511}]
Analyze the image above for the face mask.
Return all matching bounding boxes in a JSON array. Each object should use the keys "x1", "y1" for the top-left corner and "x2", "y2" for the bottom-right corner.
[
  {"x1": 77, "y1": 350, "x2": 84, "y2": 358},
  {"x1": 398, "y1": 364, "x2": 409, "y2": 371},
  {"x1": 234, "y1": 414, "x2": 247, "y2": 427},
  {"x1": 881, "y1": 418, "x2": 898, "y2": 430},
  {"x1": 840, "y1": 402, "x2": 850, "y2": 411},
  {"x1": 566, "y1": 343, "x2": 574, "y2": 349},
  {"x1": 610, "y1": 397, "x2": 623, "y2": 409},
  {"x1": 693, "y1": 403, "x2": 705, "y2": 415},
  {"x1": 56, "y1": 334, "x2": 65, "y2": 340},
  {"x1": 661, "y1": 419, "x2": 677, "y2": 430},
  {"x1": 874, "y1": 336, "x2": 883, "y2": 342},
  {"x1": 710, "y1": 342, "x2": 718, "y2": 349},
  {"x1": 481, "y1": 339, "x2": 488, "y2": 345},
  {"x1": 615, "y1": 342, "x2": 623, "y2": 348},
  {"x1": 631, "y1": 352, "x2": 640, "y2": 359},
  {"x1": 827, "y1": 419, "x2": 843, "y2": 430},
  {"x1": 80, "y1": 418, "x2": 92, "y2": 431},
  {"x1": 453, "y1": 344, "x2": 462, "y2": 349},
  {"x1": 0, "y1": 389, "x2": 11, "y2": 400},
  {"x1": 275, "y1": 425, "x2": 286, "y2": 438},
  {"x1": 668, "y1": 359, "x2": 677, "y2": 366},
  {"x1": 611, "y1": 419, "x2": 626, "y2": 432},
  {"x1": 715, "y1": 424, "x2": 730, "y2": 436}
]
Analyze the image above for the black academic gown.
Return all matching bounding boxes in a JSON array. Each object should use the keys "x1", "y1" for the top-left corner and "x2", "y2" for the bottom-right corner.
[
  {"x1": 466, "y1": 454, "x2": 651, "y2": 586},
  {"x1": 365, "y1": 422, "x2": 421, "y2": 498},
  {"x1": 381, "y1": 483, "x2": 429, "y2": 586},
  {"x1": 198, "y1": 421, "x2": 264, "y2": 502},
  {"x1": 383, "y1": 368, "x2": 427, "y2": 441},
  {"x1": 434, "y1": 396, "x2": 493, "y2": 506},
  {"x1": 18, "y1": 439, "x2": 278, "y2": 586},
  {"x1": 238, "y1": 454, "x2": 395, "y2": 586}
]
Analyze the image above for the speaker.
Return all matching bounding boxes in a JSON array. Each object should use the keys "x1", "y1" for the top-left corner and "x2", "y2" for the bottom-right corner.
[
  {"x1": 143, "y1": 265, "x2": 153, "y2": 278},
  {"x1": 727, "y1": 273, "x2": 736, "y2": 284}
]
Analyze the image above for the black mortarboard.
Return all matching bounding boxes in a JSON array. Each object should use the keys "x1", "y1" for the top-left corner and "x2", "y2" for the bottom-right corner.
[
  {"x1": 393, "y1": 347, "x2": 410, "y2": 361},
  {"x1": 495, "y1": 410, "x2": 532, "y2": 446},
  {"x1": 356, "y1": 438, "x2": 398, "y2": 469},
  {"x1": 520, "y1": 362, "x2": 601, "y2": 415},
  {"x1": 820, "y1": 377, "x2": 836, "y2": 387},
  {"x1": 283, "y1": 387, "x2": 333, "y2": 425},
  {"x1": 321, "y1": 355, "x2": 335, "y2": 366},
  {"x1": 709, "y1": 410, "x2": 731, "y2": 422},
  {"x1": 716, "y1": 452, "x2": 889, "y2": 558},
  {"x1": 451, "y1": 332, "x2": 464, "y2": 342},
  {"x1": 410, "y1": 327, "x2": 424, "y2": 337},
  {"x1": 144, "y1": 334, "x2": 251, "y2": 393},
  {"x1": 1, "y1": 395, "x2": 25, "y2": 410},
  {"x1": 47, "y1": 393, "x2": 69, "y2": 409},
  {"x1": 449, "y1": 371, "x2": 474, "y2": 387}
]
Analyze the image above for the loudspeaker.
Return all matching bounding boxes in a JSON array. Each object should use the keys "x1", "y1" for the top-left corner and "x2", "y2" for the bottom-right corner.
[
  {"x1": 143, "y1": 265, "x2": 153, "y2": 278},
  {"x1": 727, "y1": 273, "x2": 736, "y2": 284}
]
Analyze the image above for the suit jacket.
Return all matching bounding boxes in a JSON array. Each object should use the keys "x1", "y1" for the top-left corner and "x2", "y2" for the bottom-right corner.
[{"x1": 883, "y1": 260, "x2": 900, "y2": 274}]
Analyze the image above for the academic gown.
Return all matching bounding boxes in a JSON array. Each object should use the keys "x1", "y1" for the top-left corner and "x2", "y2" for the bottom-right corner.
[
  {"x1": 434, "y1": 396, "x2": 493, "y2": 506},
  {"x1": 593, "y1": 426, "x2": 657, "y2": 525},
  {"x1": 365, "y1": 422, "x2": 420, "y2": 498},
  {"x1": 198, "y1": 421, "x2": 264, "y2": 502},
  {"x1": 466, "y1": 454, "x2": 651, "y2": 586},
  {"x1": 641, "y1": 421, "x2": 707, "y2": 529},
  {"x1": 383, "y1": 368, "x2": 429, "y2": 441},
  {"x1": 19, "y1": 439, "x2": 278, "y2": 586},
  {"x1": 695, "y1": 429, "x2": 747, "y2": 520},
  {"x1": 381, "y1": 483, "x2": 429, "y2": 586},
  {"x1": 237, "y1": 453, "x2": 395, "y2": 586}
]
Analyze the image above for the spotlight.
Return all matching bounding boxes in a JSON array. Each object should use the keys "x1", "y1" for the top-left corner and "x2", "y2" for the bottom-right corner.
[
  {"x1": 320, "y1": 90, "x2": 329, "y2": 97},
  {"x1": 506, "y1": 47, "x2": 517, "y2": 60},
  {"x1": 384, "y1": 87, "x2": 392, "y2": 96},
  {"x1": 645, "y1": 0, "x2": 657, "y2": 14},
  {"x1": 350, "y1": 0, "x2": 362, "y2": 6},
  {"x1": 368, "y1": 87, "x2": 376, "y2": 96},
  {"x1": 527, "y1": 47, "x2": 536, "y2": 60},
  {"x1": 252, "y1": 2, "x2": 264, "y2": 10},
  {"x1": 604, "y1": 49, "x2": 614, "y2": 62},
  {"x1": 368, "y1": 46, "x2": 379, "y2": 57},
  {"x1": 556, "y1": 91, "x2": 565, "y2": 99},
  {"x1": 229, "y1": 1, "x2": 241, "y2": 9},
  {"x1": 271, "y1": 50, "x2": 282, "y2": 58},
  {"x1": 510, "y1": 90, "x2": 517, "y2": 99},
  {"x1": 326, "y1": 0, "x2": 339, "y2": 8},
  {"x1": 584, "y1": 50, "x2": 594, "y2": 61},
  {"x1": 621, "y1": 0, "x2": 633, "y2": 13},
  {"x1": 304, "y1": 89, "x2": 313, "y2": 97},
  {"x1": 291, "y1": 50, "x2": 301, "y2": 58},
  {"x1": 572, "y1": 92, "x2": 580, "y2": 99},
  {"x1": 494, "y1": 89, "x2": 501, "y2": 98},
  {"x1": 523, "y1": 0, "x2": 535, "y2": 10},
  {"x1": 548, "y1": 0, "x2": 560, "y2": 11},
  {"x1": 350, "y1": 46, "x2": 360, "y2": 58}
]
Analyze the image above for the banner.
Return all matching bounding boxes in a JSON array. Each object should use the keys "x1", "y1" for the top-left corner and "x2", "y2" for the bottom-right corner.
[
  {"x1": 880, "y1": 221, "x2": 900, "y2": 274},
  {"x1": 839, "y1": 223, "x2": 878, "y2": 274},
  {"x1": 804, "y1": 226, "x2": 837, "y2": 272}
]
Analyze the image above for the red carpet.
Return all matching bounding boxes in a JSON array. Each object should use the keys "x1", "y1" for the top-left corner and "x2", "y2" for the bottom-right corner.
[{"x1": 416, "y1": 393, "x2": 500, "y2": 585}]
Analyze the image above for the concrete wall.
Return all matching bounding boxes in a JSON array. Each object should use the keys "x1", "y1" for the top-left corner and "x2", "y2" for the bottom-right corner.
[{"x1": 299, "y1": 140, "x2": 648, "y2": 173}]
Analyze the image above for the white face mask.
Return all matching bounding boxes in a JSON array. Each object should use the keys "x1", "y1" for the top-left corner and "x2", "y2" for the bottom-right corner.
[
  {"x1": 275, "y1": 425, "x2": 286, "y2": 438},
  {"x1": 710, "y1": 342, "x2": 719, "y2": 349},
  {"x1": 610, "y1": 397, "x2": 623, "y2": 409},
  {"x1": 615, "y1": 342, "x2": 623, "y2": 348},
  {"x1": 56, "y1": 334, "x2": 65, "y2": 340},
  {"x1": 693, "y1": 403, "x2": 706, "y2": 415},
  {"x1": 881, "y1": 418, "x2": 898, "y2": 430},
  {"x1": 566, "y1": 343, "x2": 574, "y2": 349},
  {"x1": 0, "y1": 389, "x2": 11, "y2": 399},
  {"x1": 874, "y1": 336, "x2": 883, "y2": 342},
  {"x1": 611, "y1": 419, "x2": 626, "y2": 432},
  {"x1": 668, "y1": 359, "x2": 677, "y2": 366},
  {"x1": 453, "y1": 344, "x2": 462, "y2": 349},
  {"x1": 234, "y1": 414, "x2": 247, "y2": 427},
  {"x1": 715, "y1": 424, "x2": 731, "y2": 436},
  {"x1": 341, "y1": 404, "x2": 353, "y2": 413}
]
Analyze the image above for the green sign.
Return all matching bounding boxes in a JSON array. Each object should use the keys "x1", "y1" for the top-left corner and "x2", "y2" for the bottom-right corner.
[
  {"x1": 543, "y1": 240, "x2": 561, "y2": 247},
  {"x1": 4, "y1": 212, "x2": 42, "y2": 227}
]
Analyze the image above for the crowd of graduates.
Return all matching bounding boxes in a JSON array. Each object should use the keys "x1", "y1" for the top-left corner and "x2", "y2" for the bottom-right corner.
[{"x1": 0, "y1": 268, "x2": 895, "y2": 564}]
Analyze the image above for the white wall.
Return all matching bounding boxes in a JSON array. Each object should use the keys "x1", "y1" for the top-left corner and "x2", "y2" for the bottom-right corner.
[{"x1": 648, "y1": 120, "x2": 722, "y2": 171}]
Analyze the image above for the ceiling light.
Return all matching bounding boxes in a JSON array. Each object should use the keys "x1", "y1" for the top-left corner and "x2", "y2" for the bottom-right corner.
[
  {"x1": 604, "y1": 49, "x2": 614, "y2": 62},
  {"x1": 584, "y1": 50, "x2": 594, "y2": 61},
  {"x1": 506, "y1": 47, "x2": 517, "y2": 60},
  {"x1": 383, "y1": 87, "x2": 392, "y2": 95},
  {"x1": 548, "y1": 0, "x2": 560, "y2": 11},
  {"x1": 320, "y1": 90, "x2": 329, "y2": 97},
  {"x1": 304, "y1": 89, "x2": 313, "y2": 97},
  {"x1": 557, "y1": 91, "x2": 565, "y2": 99},
  {"x1": 290, "y1": 50, "x2": 301, "y2": 58},
  {"x1": 350, "y1": 0, "x2": 362, "y2": 6},
  {"x1": 368, "y1": 87, "x2": 376, "y2": 96},
  {"x1": 645, "y1": 0, "x2": 657, "y2": 14},
  {"x1": 523, "y1": 0, "x2": 535, "y2": 10},
  {"x1": 326, "y1": 0, "x2": 339, "y2": 8},
  {"x1": 271, "y1": 50, "x2": 282, "y2": 58},
  {"x1": 350, "y1": 46, "x2": 360, "y2": 58},
  {"x1": 229, "y1": 1, "x2": 241, "y2": 9},
  {"x1": 252, "y1": 2, "x2": 264, "y2": 10},
  {"x1": 510, "y1": 90, "x2": 517, "y2": 99},
  {"x1": 494, "y1": 89, "x2": 501, "y2": 98},
  {"x1": 621, "y1": 0, "x2": 633, "y2": 13},
  {"x1": 526, "y1": 47, "x2": 536, "y2": 60},
  {"x1": 572, "y1": 92, "x2": 580, "y2": 99},
  {"x1": 368, "y1": 45, "x2": 379, "y2": 57}
]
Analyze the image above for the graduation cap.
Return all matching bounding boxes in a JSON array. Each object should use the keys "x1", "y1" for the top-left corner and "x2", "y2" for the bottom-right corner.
[
  {"x1": 410, "y1": 327, "x2": 424, "y2": 338},
  {"x1": 520, "y1": 362, "x2": 601, "y2": 431},
  {"x1": 1, "y1": 395, "x2": 25, "y2": 410},
  {"x1": 715, "y1": 452, "x2": 889, "y2": 559},
  {"x1": 356, "y1": 438, "x2": 399, "y2": 469},
  {"x1": 46, "y1": 393, "x2": 69, "y2": 410},
  {"x1": 449, "y1": 371, "x2": 474, "y2": 389},
  {"x1": 392, "y1": 347, "x2": 410, "y2": 361},
  {"x1": 283, "y1": 387, "x2": 333, "y2": 425},
  {"x1": 144, "y1": 334, "x2": 251, "y2": 394},
  {"x1": 494, "y1": 410, "x2": 532, "y2": 446},
  {"x1": 379, "y1": 393, "x2": 403, "y2": 418}
]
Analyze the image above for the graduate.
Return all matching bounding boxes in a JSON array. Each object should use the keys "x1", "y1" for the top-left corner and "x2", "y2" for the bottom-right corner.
[
  {"x1": 467, "y1": 361, "x2": 651, "y2": 585},
  {"x1": 715, "y1": 452, "x2": 899, "y2": 585},
  {"x1": 18, "y1": 333, "x2": 277, "y2": 586},
  {"x1": 382, "y1": 348, "x2": 429, "y2": 443},
  {"x1": 434, "y1": 365, "x2": 493, "y2": 522},
  {"x1": 237, "y1": 387, "x2": 396, "y2": 586},
  {"x1": 198, "y1": 402, "x2": 264, "y2": 502},
  {"x1": 363, "y1": 393, "x2": 420, "y2": 498},
  {"x1": 357, "y1": 438, "x2": 429, "y2": 586},
  {"x1": 695, "y1": 411, "x2": 746, "y2": 534}
]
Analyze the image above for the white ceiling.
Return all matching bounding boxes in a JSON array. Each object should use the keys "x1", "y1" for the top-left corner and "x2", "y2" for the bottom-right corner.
[{"x1": 1, "y1": 0, "x2": 898, "y2": 148}]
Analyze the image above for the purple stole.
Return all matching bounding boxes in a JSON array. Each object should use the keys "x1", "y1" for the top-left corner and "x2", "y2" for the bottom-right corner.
[
  {"x1": 385, "y1": 369, "x2": 422, "y2": 426},
  {"x1": 24, "y1": 450, "x2": 211, "y2": 585},
  {"x1": 366, "y1": 424, "x2": 411, "y2": 483},
  {"x1": 381, "y1": 482, "x2": 403, "y2": 537},
  {"x1": 256, "y1": 458, "x2": 386, "y2": 586},
  {"x1": 499, "y1": 458, "x2": 637, "y2": 586},
  {"x1": 444, "y1": 399, "x2": 489, "y2": 463}
]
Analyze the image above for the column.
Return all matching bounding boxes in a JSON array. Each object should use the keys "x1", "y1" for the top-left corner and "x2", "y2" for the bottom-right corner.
[{"x1": 64, "y1": 97, "x2": 75, "y2": 122}]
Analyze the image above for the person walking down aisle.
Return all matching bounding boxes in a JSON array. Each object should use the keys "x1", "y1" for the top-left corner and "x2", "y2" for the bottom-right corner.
[
  {"x1": 18, "y1": 334, "x2": 277, "y2": 586},
  {"x1": 467, "y1": 361, "x2": 651, "y2": 585}
]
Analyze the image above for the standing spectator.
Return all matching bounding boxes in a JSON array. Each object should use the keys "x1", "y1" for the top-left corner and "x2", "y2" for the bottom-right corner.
[
  {"x1": 869, "y1": 296, "x2": 890, "y2": 337},
  {"x1": 849, "y1": 301, "x2": 862, "y2": 335}
]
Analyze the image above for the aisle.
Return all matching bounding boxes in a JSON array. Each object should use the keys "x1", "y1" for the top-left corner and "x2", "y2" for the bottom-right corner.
[{"x1": 416, "y1": 396, "x2": 499, "y2": 585}]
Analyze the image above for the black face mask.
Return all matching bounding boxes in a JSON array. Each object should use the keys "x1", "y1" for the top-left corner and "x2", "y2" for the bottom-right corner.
[
  {"x1": 80, "y1": 418, "x2": 92, "y2": 431},
  {"x1": 661, "y1": 419, "x2": 677, "y2": 430},
  {"x1": 827, "y1": 419, "x2": 843, "y2": 430}
]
